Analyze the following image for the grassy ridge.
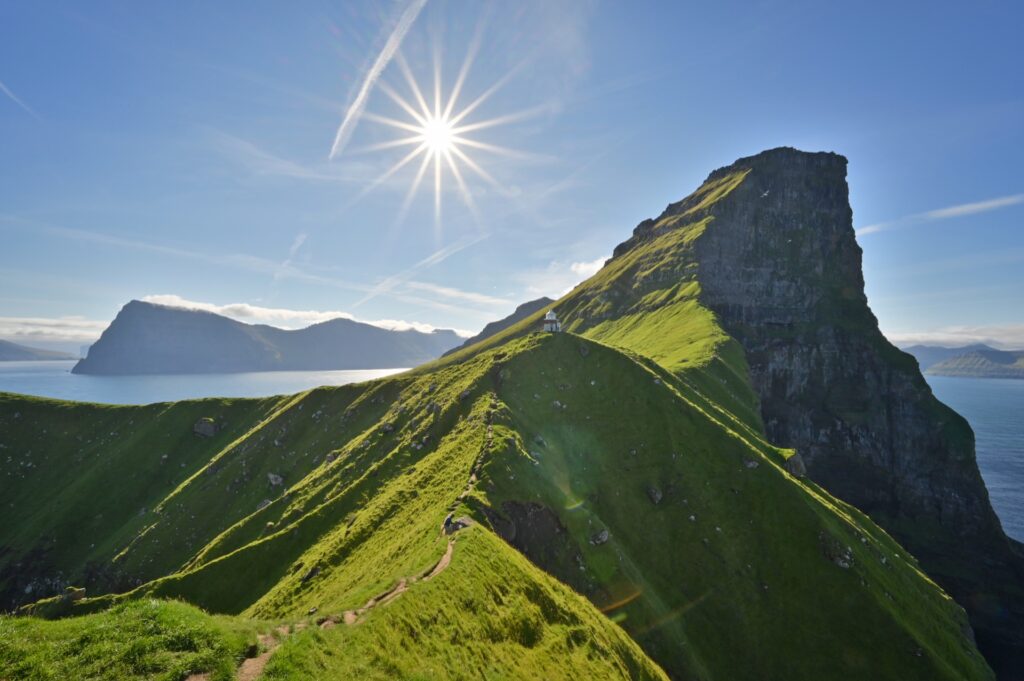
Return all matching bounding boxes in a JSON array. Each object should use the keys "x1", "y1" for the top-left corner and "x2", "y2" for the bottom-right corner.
[
  {"x1": 262, "y1": 529, "x2": 668, "y2": 680},
  {"x1": 2, "y1": 333, "x2": 992, "y2": 679}
]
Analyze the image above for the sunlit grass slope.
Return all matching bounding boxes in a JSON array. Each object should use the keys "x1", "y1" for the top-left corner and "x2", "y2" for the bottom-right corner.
[
  {"x1": 0, "y1": 599, "x2": 264, "y2": 681},
  {"x1": 261, "y1": 529, "x2": 667, "y2": 681},
  {"x1": 428, "y1": 171, "x2": 763, "y2": 436},
  {"x1": 0, "y1": 161, "x2": 995, "y2": 680},
  {"x1": 1, "y1": 332, "x2": 992, "y2": 679}
]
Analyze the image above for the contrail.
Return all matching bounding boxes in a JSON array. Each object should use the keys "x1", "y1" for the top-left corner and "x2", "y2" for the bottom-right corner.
[
  {"x1": 0, "y1": 78, "x2": 39, "y2": 119},
  {"x1": 857, "y1": 193, "x2": 1024, "y2": 236},
  {"x1": 329, "y1": 0, "x2": 428, "y2": 160}
]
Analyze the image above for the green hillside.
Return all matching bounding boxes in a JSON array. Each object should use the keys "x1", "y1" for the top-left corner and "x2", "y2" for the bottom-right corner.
[
  {"x1": 0, "y1": 332, "x2": 992, "y2": 679},
  {"x1": 1, "y1": 600, "x2": 264, "y2": 681},
  {"x1": 0, "y1": 153, "x2": 998, "y2": 679}
]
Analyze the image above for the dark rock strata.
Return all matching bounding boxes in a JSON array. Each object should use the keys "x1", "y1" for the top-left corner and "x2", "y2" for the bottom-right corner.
[{"x1": 617, "y1": 147, "x2": 1024, "y2": 676}]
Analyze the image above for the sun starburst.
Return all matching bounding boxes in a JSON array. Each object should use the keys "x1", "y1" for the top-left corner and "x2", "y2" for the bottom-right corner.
[{"x1": 342, "y1": 39, "x2": 536, "y2": 240}]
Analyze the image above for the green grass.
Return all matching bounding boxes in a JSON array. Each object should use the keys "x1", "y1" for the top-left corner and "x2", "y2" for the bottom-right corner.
[
  {"x1": 0, "y1": 599, "x2": 263, "y2": 680},
  {"x1": 2, "y1": 333, "x2": 992, "y2": 680},
  {"x1": 261, "y1": 530, "x2": 667, "y2": 680},
  {"x1": 0, "y1": 164, "x2": 997, "y2": 679}
]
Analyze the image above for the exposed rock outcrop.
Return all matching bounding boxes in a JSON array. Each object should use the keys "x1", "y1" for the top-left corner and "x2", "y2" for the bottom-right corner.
[
  {"x1": 193, "y1": 418, "x2": 219, "y2": 438},
  {"x1": 617, "y1": 147, "x2": 1024, "y2": 675}
]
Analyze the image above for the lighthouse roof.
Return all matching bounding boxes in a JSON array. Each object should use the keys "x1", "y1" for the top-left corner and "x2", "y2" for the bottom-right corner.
[{"x1": 544, "y1": 310, "x2": 558, "y2": 320}]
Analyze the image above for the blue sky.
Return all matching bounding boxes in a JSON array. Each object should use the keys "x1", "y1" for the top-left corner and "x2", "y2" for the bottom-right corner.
[{"x1": 1, "y1": 0, "x2": 1022, "y2": 351}]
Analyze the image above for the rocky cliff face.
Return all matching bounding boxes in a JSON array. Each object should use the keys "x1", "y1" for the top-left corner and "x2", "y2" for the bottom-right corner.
[{"x1": 616, "y1": 148, "x2": 1023, "y2": 675}]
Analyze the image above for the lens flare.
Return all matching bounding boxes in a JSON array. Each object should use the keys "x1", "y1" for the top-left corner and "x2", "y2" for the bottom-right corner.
[{"x1": 341, "y1": 35, "x2": 543, "y2": 240}]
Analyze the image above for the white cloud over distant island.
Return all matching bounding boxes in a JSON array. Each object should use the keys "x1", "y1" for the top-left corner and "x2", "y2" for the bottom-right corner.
[
  {"x1": 141, "y1": 292, "x2": 475, "y2": 335},
  {"x1": 858, "y1": 193, "x2": 1024, "y2": 236},
  {"x1": 0, "y1": 297, "x2": 477, "y2": 348},
  {"x1": 0, "y1": 315, "x2": 108, "y2": 344},
  {"x1": 141, "y1": 295, "x2": 474, "y2": 337},
  {"x1": 885, "y1": 323, "x2": 1024, "y2": 349}
]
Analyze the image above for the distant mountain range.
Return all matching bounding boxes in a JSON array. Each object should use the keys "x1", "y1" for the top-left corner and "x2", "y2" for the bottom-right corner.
[
  {"x1": 0, "y1": 339, "x2": 77, "y2": 361},
  {"x1": 443, "y1": 296, "x2": 553, "y2": 356},
  {"x1": 903, "y1": 343, "x2": 1024, "y2": 379},
  {"x1": 72, "y1": 300, "x2": 463, "y2": 375}
]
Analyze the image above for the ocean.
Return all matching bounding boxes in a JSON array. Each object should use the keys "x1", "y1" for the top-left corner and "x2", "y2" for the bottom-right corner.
[
  {"x1": 0, "y1": 361, "x2": 1020, "y2": 541},
  {"x1": 926, "y1": 375, "x2": 1024, "y2": 542},
  {"x1": 0, "y1": 360, "x2": 405, "y2": 405}
]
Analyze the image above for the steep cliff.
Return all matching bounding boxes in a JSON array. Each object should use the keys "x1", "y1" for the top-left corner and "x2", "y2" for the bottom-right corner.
[{"x1": 612, "y1": 147, "x2": 1024, "y2": 675}]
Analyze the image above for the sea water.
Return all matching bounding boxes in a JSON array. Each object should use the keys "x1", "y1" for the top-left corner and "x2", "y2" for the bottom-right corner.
[
  {"x1": 0, "y1": 360, "x2": 405, "y2": 405},
  {"x1": 926, "y1": 375, "x2": 1024, "y2": 542}
]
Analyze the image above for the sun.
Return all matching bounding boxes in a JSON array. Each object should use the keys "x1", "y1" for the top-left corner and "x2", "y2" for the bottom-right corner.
[
  {"x1": 337, "y1": 41, "x2": 537, "y2": 238},
  {"x1": 420, "y1": 115, "x2": 455, "y2": 155}
]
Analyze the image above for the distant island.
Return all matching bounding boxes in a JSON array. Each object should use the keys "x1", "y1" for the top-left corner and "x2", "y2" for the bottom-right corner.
[
  {"x1": 903, "y1": 343, "x2": 1024, "y2": 379},
  {"x1": 72, "y1": 300, "x2": 464, "y2": 375},
  {"x1": 0, "y1": 339, "x2": 77, "y2": 362}
]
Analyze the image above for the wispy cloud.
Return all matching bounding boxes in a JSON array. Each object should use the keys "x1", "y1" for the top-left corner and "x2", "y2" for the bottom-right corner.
[
  {"x1": 329, "y1": 0, "x2": 428, "y2": 159},
  {"x1": 0, "y1": 215, "x2": 370, "y2": 294},
  {"x1": 514, "y1": 255, "x2": 608, "y2": 299},
  {"x1": 141, "y1": 294, "x2": 471, "y2": 336},
  {"x1": 404, "y1": 281, "x2": 508, "y2": 307},
  {"x1": 273, "y1": 232, "x2": 308, "y2": 283},
  {"x1": 352, "y1": 233, "x2": 490, "y2": 307},
  {"x1": 858, "y1": 193, "x2": 1024, "y2": 236},
  {"x1": 0, "y1": 315, "x2": 107, "y2": 344},
  {"x1": 886, "y1": 324, "x2": 1024, "y2": 350},
  {"x1": 0, "y1": 78, "x2": 39, "y2": 119},
  {"x1": 211, "y1": 131, "x2": 374, "y2": 184},
  {"x1": 570, "y1": 256, "x2": 606, "y2": 278},
  {"x1": 0, "y1": 216, "x2": 495, "y2": 330}
]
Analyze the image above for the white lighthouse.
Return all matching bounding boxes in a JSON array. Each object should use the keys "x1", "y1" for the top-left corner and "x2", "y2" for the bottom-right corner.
[{"x1": 542, "y1": 310, "x2": 561, "y2": 332}]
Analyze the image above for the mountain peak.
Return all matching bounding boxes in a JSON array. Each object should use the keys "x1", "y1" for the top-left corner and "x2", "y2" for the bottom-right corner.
[
  {"x1": 704, "y1": 146, "x2": 846, "y2": 182},
  {"x1": 74, "y1": 299, "x2": 460, "y2": 375}
]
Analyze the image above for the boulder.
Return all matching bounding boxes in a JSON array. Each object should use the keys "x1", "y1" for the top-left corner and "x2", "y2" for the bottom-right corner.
[
  {"x1": 63, "y1": 586, "x2": 86, "y2": 602},
  {"x1": 590, "y1": 529, "x2": 609, "y2": 545},
  {"x1": 267, "y1": 473, "x2": 283, "y2": 486},
  {"x1": 193, "y1": 417, "x2": 218, "y2": 438},
  {"x1": 784, "y1": 452, "x2": 807, "y2": 477},
  {"x1": 646, "y1": 485, "x2": 663, "y2": 505}
]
